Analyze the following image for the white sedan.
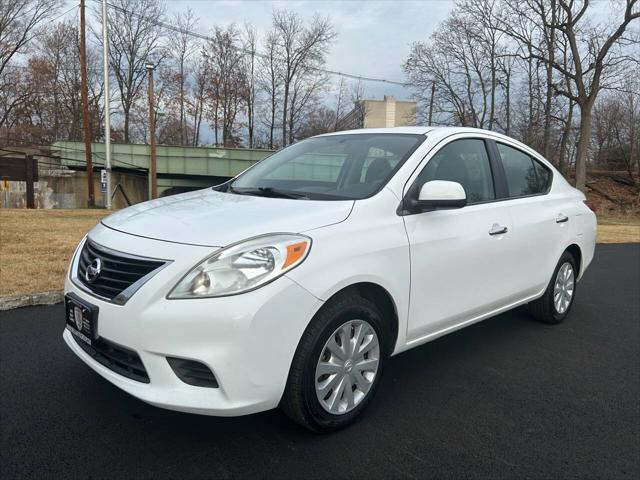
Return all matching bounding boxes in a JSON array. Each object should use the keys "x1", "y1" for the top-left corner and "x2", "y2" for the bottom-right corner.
[{"x1": 63, "y1": 127, "x2": 596, "y2": 432}]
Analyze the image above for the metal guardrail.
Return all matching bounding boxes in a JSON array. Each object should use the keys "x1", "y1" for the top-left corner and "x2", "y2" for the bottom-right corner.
[{"x1": 52, "y1": 142, "x2": 274, "y2": 178}]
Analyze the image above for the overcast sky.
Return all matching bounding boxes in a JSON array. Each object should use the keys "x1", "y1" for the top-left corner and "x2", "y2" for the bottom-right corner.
[{"x1": 164, "y1": 0, "x2": 456, "y2": 100}]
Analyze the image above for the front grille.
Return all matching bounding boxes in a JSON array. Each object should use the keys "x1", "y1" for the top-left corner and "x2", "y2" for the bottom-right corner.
[
  {"x1": 77, "y1": 239, "x2": 165, "y2": 303},
  {"x1": 72, "y1": 334, "x2": 150, "y2": 383}
]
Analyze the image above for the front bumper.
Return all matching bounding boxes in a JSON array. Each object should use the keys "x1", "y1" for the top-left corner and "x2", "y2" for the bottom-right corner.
[{"x1": 63, "y1": 224, "x2": 322, "y2": 416}]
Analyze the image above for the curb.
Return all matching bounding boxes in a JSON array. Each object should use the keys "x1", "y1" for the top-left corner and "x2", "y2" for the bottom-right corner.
[{"x1": 0, "y1": 291, "x2": 64, "y2": 311}]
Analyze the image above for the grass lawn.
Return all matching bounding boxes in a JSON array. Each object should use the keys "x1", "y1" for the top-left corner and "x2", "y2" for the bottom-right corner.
[
  {"x1": 596, "y1": 216, "x2": 640, "y2": 244},
  {"x1": 0, "y1": 209, "x2": 109, "y2": 296},
  {"x1": 0, "y1": 208, "x2": 638, "y2": 297}
]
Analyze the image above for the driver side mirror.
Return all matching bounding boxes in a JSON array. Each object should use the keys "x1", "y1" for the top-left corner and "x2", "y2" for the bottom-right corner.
[{"x1": 408, "y1": 180, "x2": 467, "y2": 213}]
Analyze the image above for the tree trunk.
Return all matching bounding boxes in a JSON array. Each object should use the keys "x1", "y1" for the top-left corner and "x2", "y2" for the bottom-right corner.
[
  {"x1": 574, "y1": 100, "x2": 594, "y2": 192},
  {"x1": 489, "y1": 46, "x2": 496, "y2": 130},
  {"x1": 124, "y1": 109, "x2": 130, "y2": 143},
  {"x1": 543, "y1": 59, "x2": 553, "y2": 160},
  {"x1": 179, "y1": 60, "x2": 185, "y2": 145},
  {"x1": 247, "y1": 90, "x2": 254, "y2": 148},
  {"x1": 269, "y1": 106, "x2": 275, "y2": 149},
  {"x1": 282, "y1": 82, "x2": 289, "y2": 147},
  {"x1": 504, "y1": 69, "x2": 511, "y2": 136},
  {"x1": 428, "y1": 82, "x2": 435, "y2": 126},
  {"x1": 288, "y1": 112, "x2": 295, "y2": 144},
  {"x1": 526, "y1": 54, "x2": 534, "y2": 145},
  {"x1": 558, "y1": 100, "x2": 574, "y2": 175},
  {"x1": 542, "y1": 2, "x2": 556, "y2": 161}
]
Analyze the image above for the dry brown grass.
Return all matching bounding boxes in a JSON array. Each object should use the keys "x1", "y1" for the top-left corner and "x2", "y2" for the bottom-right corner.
[
  {"x1": 0, "y1": 208, "x2": 638, "y2": 297},
  {"x1": 596, "y1": 215, "x2": 640, "y2": 244},
  {"x1": 0, "y1": 209, "x2": 109, "y2": 296},
  {"x1": 597, "y1": 225, "x2": 640, "y2": 243}
]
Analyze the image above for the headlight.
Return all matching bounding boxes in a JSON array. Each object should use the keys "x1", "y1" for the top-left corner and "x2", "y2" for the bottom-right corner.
[{"x1": 168, "y1": 234, "x2": 311, "y2": 299}]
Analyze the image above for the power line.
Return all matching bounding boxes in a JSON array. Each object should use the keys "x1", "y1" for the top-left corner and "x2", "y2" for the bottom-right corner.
[
  {"x1": 94, "y1": 0, "x2": 406, "y2": 87},
  {"x1": 50, "y1": 4, "x2": 80, "y2": 23}
]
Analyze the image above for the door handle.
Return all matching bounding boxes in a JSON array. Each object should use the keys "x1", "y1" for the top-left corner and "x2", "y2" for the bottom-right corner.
[
  {"x1": 556, "y1": 214, "x2": 569, "y2": 223},
  {"x1": 489, "y1": 224, "x2": 508, "y2": 236}
]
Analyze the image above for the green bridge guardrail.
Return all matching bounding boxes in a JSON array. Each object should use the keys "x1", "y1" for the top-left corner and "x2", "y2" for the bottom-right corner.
[{"x1": 52, "y1": 142, "x2": 275, "y2": 178}]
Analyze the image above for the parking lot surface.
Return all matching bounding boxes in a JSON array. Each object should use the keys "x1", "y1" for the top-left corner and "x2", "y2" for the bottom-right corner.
[{"x1": 1, "y1": 244, "x2": 638, "y2": 479}]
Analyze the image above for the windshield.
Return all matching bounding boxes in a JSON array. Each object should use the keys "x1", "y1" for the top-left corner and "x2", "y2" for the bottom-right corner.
[{"x1": 229, "y1": 133, "x2": 425, "y2": 200}]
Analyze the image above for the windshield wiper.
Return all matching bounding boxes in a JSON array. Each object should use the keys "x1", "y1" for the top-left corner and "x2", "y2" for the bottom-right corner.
[{"x1": 231, "y1": 186, "x2": 309, "y2": 200}]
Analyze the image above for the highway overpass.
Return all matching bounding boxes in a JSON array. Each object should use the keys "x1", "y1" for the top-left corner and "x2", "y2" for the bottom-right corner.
[{"x1": 52, "y1": 142, "x2": 274, "y2": 195}]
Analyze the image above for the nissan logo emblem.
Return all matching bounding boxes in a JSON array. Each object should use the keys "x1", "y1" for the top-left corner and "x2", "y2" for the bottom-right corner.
[{"x1": 85, "y1": 258, "x2": 102, "y2": 283}]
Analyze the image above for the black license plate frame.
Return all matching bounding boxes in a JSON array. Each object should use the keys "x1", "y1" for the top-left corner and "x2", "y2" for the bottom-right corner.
[{"x1": 65, "y1": 293, "x2": 99, "y2": 345}]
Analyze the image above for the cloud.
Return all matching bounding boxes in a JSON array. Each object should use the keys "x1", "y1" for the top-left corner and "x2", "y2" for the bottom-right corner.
[{"x1": 167, "y1": 0, "x2": 455, "y2": 100}]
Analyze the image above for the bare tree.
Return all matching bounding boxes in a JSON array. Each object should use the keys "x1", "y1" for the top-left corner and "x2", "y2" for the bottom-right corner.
[
  {"x1": 168, "y1": 8, "x2": 198, "y2": 146},
  {"x1": 98, "y1": 0, "x2": 166, "y2": 143},
  {"x1": 495, "y1": 48, "x2": 517, "y2": 135},
  {"x1": 0, "y1": 0, "x2": 58, "y2": 130},
  {"x1": 204, "y1": 25, "x2": 245, "y2": 146},
  {"x1": 592, "y1": 73, "x2": 640, "y2": 182},
  {"x1": 272, "y1": 10, "x2": 335, "y2": 146},
  {"x1": 0, "y1": 0, "x2": 57, "y2": 76},
  {"x1": 288, "y1": 66, "x2": 327, "y2": 143},
  {"x1": 242, "y1": 24, "x2": 258, "y2": 148},
  {"x1": 333, "y1": 77, "x2": 347, "y2": 131},
  {"x1": 297, "y1": 106, "x2": 338, "y2": 139},
  {"x1": 459, "y1": 0, "x2": 503, "y2": 129},
  {"x1": 405, "y1": 11, "x2": 493, "y2": 128},
  {"x1": 259, "y1": 31, "x2": 282, "y2": 149},
  {"x1": 1, "y1": 17, "x2": 105, "y2": 146},
  {"x1": 188, "y1": 51, "x2": 208, "y2": 146},
  {"x1": 497, "y1": 0, "x2": 640, "y2": 191}
]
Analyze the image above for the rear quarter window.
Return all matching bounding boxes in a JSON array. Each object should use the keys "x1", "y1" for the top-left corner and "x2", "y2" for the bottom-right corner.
[{"x1": 497, "y1": 143, "x2": 552, "y2": 197}]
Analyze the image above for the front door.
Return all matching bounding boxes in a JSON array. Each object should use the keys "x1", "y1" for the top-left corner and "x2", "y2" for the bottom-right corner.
[{"x1": 402, "y1": 137, "x2": 519, "y2": 341}]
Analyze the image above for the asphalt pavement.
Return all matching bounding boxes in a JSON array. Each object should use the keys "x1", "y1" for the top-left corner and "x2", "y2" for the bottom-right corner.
[{"x1": 1, "y1": 244, "x2": 639, "y2": 479}]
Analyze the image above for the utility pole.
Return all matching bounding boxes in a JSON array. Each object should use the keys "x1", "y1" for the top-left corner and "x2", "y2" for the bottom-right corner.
[
  {"x1": 146, "y1": 63, "x2": 157, "y2": 200},
  {"x1": 79, "y1": 0, "x2": 94, "y2": 207},
  {"x1": 101, "y1": 0, "x2": 112, "y2": 209}
]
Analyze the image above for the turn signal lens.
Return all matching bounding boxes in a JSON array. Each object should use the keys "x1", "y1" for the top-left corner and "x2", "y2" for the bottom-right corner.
[{"x1": 283, "y1": 241, "x2": 308, "y2": 268}]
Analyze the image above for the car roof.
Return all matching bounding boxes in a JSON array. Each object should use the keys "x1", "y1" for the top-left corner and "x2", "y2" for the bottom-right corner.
[
  {"x1": 317, "y1": 126, "x2": 510, "y2": 137},
  {"x1": 318, "y1": 126, "x2": 542, "y2": 154}
]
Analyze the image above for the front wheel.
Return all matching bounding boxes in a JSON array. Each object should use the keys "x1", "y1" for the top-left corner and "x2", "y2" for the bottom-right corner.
[
  {"x1": 280, "y1": 292, "x2": 388, "y2": 432},
  {"x1": 529, "y1": 251, "x2": 578, "y2": 324}
]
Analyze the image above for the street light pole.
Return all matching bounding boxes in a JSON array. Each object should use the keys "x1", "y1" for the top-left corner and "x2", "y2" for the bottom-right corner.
[
  {"x1": 146, "y1": 63, "x2": 157, "y2": 200},
  {"x1": 101, "y1": 0, "x2": 112, "y2": 209},
  {"x1": 79, "y1": 0, "x2": 94, "y2": 207}
]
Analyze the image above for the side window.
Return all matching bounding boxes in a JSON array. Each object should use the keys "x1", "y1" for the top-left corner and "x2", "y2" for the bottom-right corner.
[
  {"x1": 497, "y1": 143, "x2": 552, "y2": 197},
  {"x1": 415, "y1": 139, "x2": 495, "y2": 203}
]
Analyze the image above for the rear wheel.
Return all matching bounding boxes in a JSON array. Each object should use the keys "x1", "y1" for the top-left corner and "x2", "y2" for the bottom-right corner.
[
  {"x1": 530, "y1": 251, "x2": 577, "y2": 324},
  {"x1": 280, "y1": 292, "x2": 388, "y2": 432}
]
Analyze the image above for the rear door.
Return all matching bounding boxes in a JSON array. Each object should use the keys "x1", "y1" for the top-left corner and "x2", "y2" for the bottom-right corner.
[
  {"x1": 402, "y1": 136, "x2": 521, "y2": 341},
  {"x1": 491, "y1": 141, "x2": 570, "y2": 296}
]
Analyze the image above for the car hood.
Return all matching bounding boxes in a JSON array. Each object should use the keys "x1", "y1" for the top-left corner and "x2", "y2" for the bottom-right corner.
[{"x1": 101, "y1": 189, "x2": 354, "y2": 247}]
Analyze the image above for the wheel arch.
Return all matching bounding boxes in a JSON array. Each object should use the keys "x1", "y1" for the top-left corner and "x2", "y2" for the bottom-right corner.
[
  {"x1": 318, "y1": 282, "x2": 400, "y2": 355},
  {"x1": 565, "y1": 243, "x2": 583, "y2": 277}
]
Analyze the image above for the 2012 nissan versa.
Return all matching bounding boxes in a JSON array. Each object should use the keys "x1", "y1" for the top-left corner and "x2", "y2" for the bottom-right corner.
[{"x1": 63, "y1": 126, "x2": 596, "y2": 432}]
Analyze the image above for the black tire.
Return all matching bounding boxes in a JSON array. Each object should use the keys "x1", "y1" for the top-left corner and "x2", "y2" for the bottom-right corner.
[
  {"x1": 529, "y1": 251, "x2": 578, "y2": 324},
  {"x1": 280, "y1": 291, "x2": 390, "y2": 433}
]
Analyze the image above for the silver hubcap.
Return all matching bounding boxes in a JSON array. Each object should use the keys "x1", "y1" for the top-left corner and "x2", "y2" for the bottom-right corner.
[
  {"x1": 315, "y1": 319, "x2": 380, "y2": 415},
  {"x1": 553, "y1": 262, "x2": 575, "y2": 314}
]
